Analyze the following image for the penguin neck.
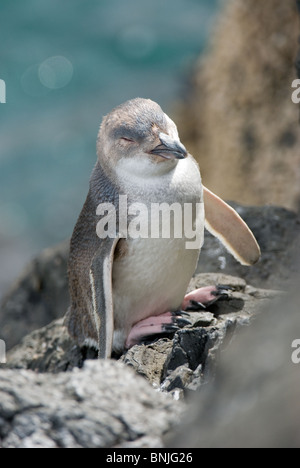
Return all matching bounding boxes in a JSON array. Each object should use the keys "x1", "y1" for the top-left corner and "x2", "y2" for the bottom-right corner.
[
  {"x1": 113, "y1": 155, "x2": 202, "y2": 206},
  {"x1": 117, "y1": 155, "x2": 177, "y2": 179}
]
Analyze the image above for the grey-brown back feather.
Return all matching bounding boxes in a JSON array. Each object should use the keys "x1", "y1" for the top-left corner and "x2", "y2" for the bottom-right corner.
[
  {"x1": 65, "y1": 160, "x2": 120, "y2": 348},
  {"x1": 90, "y1": 235, "x2": 120, "y2": 357}
]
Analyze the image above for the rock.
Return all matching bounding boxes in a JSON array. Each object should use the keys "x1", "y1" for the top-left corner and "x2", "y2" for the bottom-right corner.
[
  {"x1": 168, "y1": 268, "x2": 300, "y2": 448},
  {"x1": 0, "y1": 267, "x2": 294, "y2": 448},
  {"x1": 115, "y1": 435, "x2": 164, "y2": 449},
  {"x1": 0, "y1": 235, "x2": 33, "y2": 304},
  {"x1": 0, "y1": 360, "x2": 183, "y2": 448},
  {"x1": 297, "y1": 0, "x2": 300, "y2": 77},
  {"x1": 0, "y1": 240, "x2": 69, "y2": 350},
  {"x1": 0, "y1": 272, "x2": 281, "y2": 448},
  {"x1": 175, "y1": 0, "x2": 300, "y2": 211},
  {"x1": 3, "y1": 318, "x2": 86, "y2": 373},
  {"x1": 197, "y1": 205, "x2": 300, "y2": 290},
  {"x1": 121, "y1": 340, "x2": 173, "y2": 387},
  {"x1": 4, "y1": 274, "x2": 280, "y2": 398},
  {"x1": 161, "y1": 365, "x2": 195, "y2": 397}
]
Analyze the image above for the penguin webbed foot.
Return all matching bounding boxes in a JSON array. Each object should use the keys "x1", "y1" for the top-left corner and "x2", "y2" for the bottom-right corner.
[
  {"x1": 183, "y1": 284, "x2": 233, "y2": 311},
  {"x1": 125, "y1": 311, "x2": 191, "y2": 349},
  {"x1": 125, "y1": 285, "x2": 233, "y2": 349}
]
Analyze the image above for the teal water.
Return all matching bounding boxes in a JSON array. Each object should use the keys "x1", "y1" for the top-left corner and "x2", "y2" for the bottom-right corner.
[{"x1": 0, "y1": 0, "x2": 220, "y2": 258}]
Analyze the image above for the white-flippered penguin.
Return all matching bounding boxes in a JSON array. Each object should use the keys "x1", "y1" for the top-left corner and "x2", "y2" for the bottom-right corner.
[{"x1": 65, "y1": 98, "x2": 260, "y2": 358}]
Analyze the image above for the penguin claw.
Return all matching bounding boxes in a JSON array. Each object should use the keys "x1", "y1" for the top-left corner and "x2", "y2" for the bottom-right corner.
[
  {"x1": 185, "y1": 300, "x2": 207, "y2": 311},
  {"x1": 217, "y1": 284, "x2": 234, "y2": 291},
  {"x1": 211, "y1": 284, "x2": 234, "y2": 299},
  {"x1": 172, "y1": 310, "x2": 190, "y2": 317},
  {"x1": 163, "y1": 324, "x2": 180, "y2": 333},
  {"x1": 182, "y1": 284, "x2": 234, "y2": 311},
  {"x1": 164, "y1": 315, "x2": 192, "y2": 332},
  {"x1": 175, "y1": 317, "x2": 192, "y2": 328}
]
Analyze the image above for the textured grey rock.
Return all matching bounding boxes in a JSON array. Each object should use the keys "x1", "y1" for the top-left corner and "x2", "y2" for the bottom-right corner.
[
  {"x1": 0, "y1": 272, "x2": 280, "y2": 448},
  {"x1": 0, "y1": 360, "x2": 183, "y2": 448},
  {"x1": 0, "y1": 240, "x2": 69, "y2": 350},
  {"x1": 197, "y1": 205, "x2": 300, "y2": 290},
  {"x1": 168, "y1": 272, "x2": 300, "y2": 448},
  {"x1": 4, "y1": 274, "x2": 280, "y2": 402},
  {"x1": 176, "y1": 0, "x2": 299, "y2": 211},
  {"x1": 3, "y1": 318, "x2": 86, "y2": 373}
]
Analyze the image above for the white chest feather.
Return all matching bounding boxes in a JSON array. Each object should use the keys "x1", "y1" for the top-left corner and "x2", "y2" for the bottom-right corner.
[
  {"x1": 112, "y1": 155, "x2": 204, "y2": 335},
  {"x1": 112, "y1": 234, "x2": 202, "y2": 330}
]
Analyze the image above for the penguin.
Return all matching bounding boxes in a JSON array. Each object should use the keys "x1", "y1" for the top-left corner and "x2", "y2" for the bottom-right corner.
[{"x1": 65, "y1": 98, "x2": 260, "y2": 358}]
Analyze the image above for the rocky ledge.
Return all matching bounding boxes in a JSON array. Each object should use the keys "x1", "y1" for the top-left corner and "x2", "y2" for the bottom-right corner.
[
  {"x1": 0, "y1": 360, "x2": 183, "y2": 448},
  {"x1": 0, "y1": 272, "x2": 280, "y2": 448}
]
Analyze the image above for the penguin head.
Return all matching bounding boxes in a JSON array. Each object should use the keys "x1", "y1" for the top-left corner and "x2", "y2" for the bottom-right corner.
[{"x1": 97, "y1": 98, "x2": 187, "y2": 177}]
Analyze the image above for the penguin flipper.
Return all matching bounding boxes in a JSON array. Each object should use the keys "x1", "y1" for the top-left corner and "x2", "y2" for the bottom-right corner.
[
  {"x1": 90, "y1": 236, "x2": 120, "y2": 359},
  {"x1": 203, "y1": 186, "x2": 261, "y2": 266}
]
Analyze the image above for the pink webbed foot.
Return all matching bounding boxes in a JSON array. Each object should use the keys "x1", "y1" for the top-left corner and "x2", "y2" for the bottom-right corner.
[
  {"x1": 125, "y1": 311, "x2": 190, "y2": 349},
  {"x1": 125, "y1": 285, "x2": 232, "y2": 349},
  {"x1": 182, "y1": 285, "x2": 232, "y2": 311}
]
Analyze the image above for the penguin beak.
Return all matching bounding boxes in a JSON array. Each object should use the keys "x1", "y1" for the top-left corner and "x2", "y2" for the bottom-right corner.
[{"x1": 150, "y1": 133, "x2": 188, "y2": 160}]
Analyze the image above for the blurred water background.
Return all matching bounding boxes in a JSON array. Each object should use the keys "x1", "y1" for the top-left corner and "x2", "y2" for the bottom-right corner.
[{"x1": 0, "y1": 0, "x2": 220, "y2": 298}]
